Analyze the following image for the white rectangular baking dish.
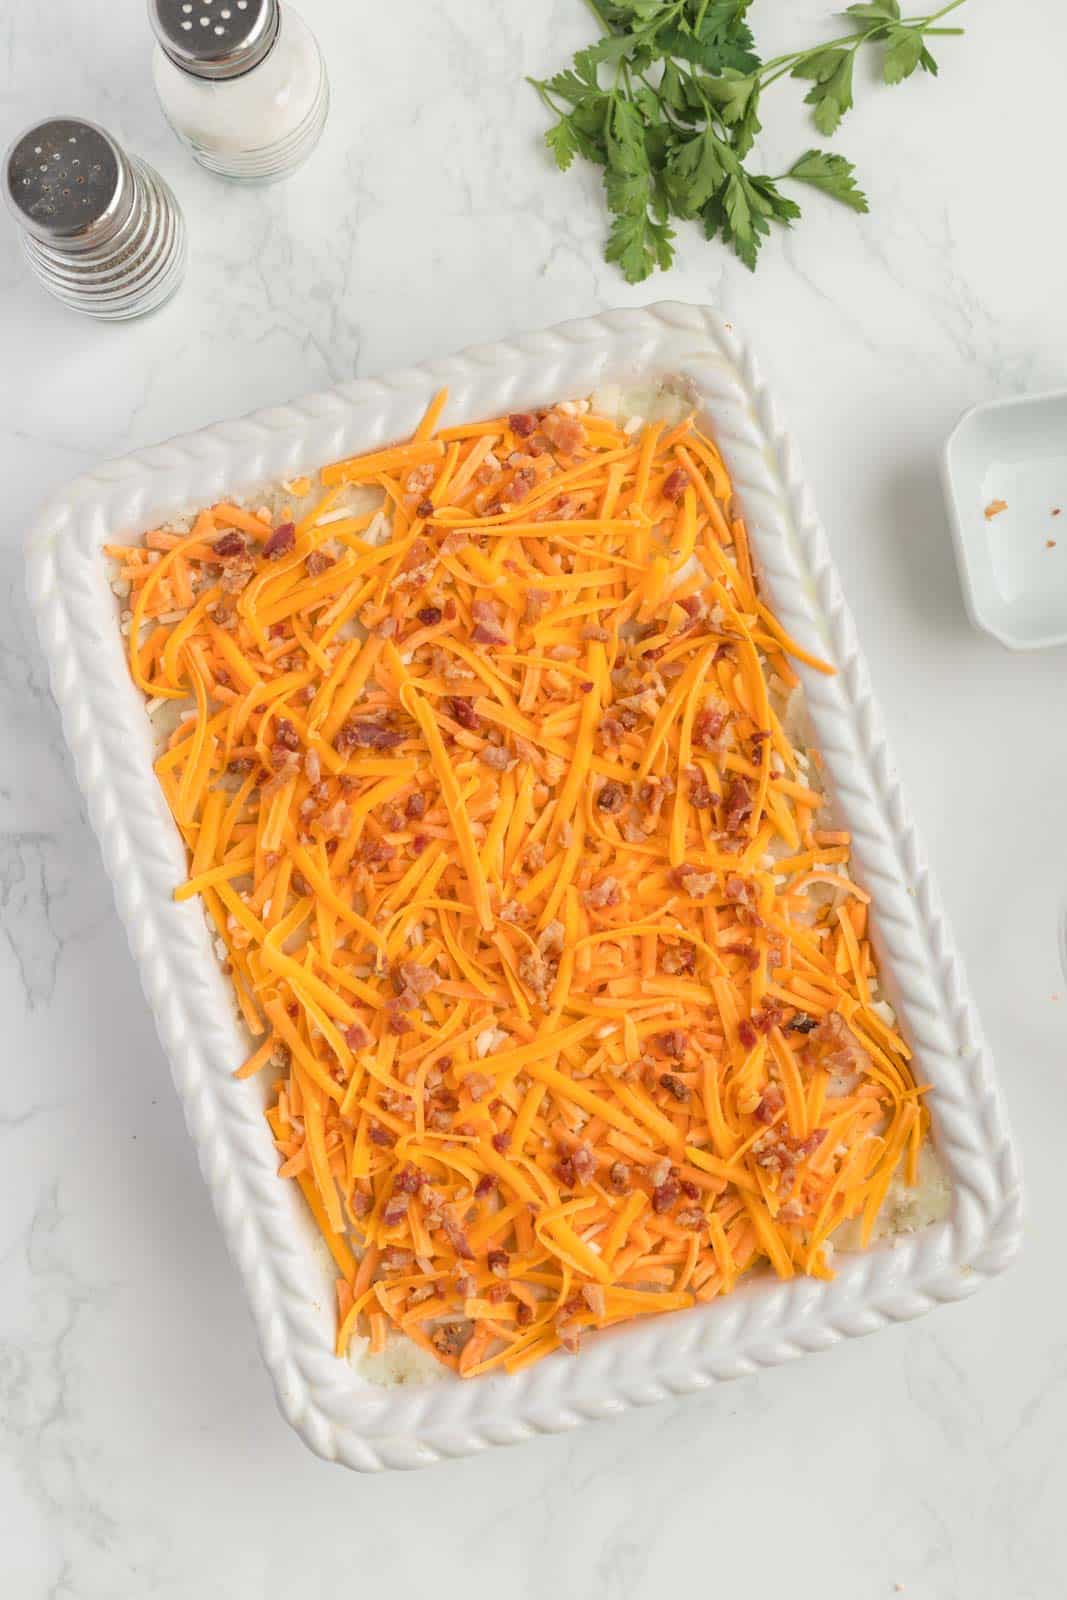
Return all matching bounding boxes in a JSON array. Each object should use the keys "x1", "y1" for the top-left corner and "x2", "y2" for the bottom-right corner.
[{"x1": 26, "y1": 303, "x2": 1022, "y2": 1471}]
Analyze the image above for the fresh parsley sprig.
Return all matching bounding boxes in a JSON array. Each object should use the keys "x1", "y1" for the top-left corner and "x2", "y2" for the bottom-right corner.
[{"x1": 530, "y1": 0, "x2": 967, "y2": 279}]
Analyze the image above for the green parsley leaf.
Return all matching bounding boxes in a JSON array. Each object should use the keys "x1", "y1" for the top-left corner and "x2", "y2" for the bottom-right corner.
[
  {"x1": 786, "y1": 149, "x2": 869, "y2": 211},
  {"x1": 664, "y1": 126, "x2": 727, "y2": 217},
  {"x1": 605, "y1": 209, "x2": 676, "y2": 283},
  {"x1": 805, "y1": 51, "x2": 855, "y2": 135},
  {"x1": 882, "y1": 25, "x2": 924, "y2": 84},
  {"x1": 844, "y1": 2, "x2": 901, "y2": 22},
  {"x1": 545, "y1": 118, "x2": 580, "y2": 172}
]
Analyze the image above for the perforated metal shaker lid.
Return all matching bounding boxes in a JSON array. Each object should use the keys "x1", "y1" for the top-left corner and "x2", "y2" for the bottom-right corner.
[
  {"x1": 4, "y1": 118, "x2": 132, "y2": 245},
  {"x1": 149, "y1": 0, "x2": 279, "y2": 80}
]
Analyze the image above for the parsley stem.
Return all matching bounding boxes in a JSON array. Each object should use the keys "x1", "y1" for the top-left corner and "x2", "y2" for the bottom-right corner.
[{"x1": 580, "y1": 0, "x2": 611, "y2": 31}]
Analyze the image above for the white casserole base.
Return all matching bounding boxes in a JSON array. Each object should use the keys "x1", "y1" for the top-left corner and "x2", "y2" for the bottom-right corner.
[{"x1": 26, "y1": 303, "x2": 1022, "y2": 1471}]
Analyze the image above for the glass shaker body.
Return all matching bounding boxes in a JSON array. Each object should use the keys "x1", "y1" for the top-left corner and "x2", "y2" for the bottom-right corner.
[
  {"x1": 3, "y1": 118, "x2": 186, "y2": 321},
  {"x1": 151, "y1": 2, "x2": 328, "y2": 183}
]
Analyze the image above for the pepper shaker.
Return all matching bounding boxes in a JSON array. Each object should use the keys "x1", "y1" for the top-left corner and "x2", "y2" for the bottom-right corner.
[
  {"x1": 148, "y1": 0, "x2": 329, "y2": 182},
  {"x1": 3, "y1": 118, "x2": 186, "y2": 320}
]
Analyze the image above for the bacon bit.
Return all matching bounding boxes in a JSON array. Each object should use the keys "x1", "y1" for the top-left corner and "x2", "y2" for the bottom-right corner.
[
  {"x1": 722, "y1": 775, "x2": 753, "y2": 834},
  {"x1": 662, "y1": 467, "x2": 688, "y2": 502},
  {"x1": 213, "y1": 531, "x2": 246, "y2": 560},
  {"x1": 491, "y1": 1130, "x2": 512, "y2": 1154},
  {"x1": 504, "y1": 466, "x2": 537, "y2": 503},
  {"x1": 344, "y1": 1021, "x2": 371, "y2": 1051},
  {"x1": 417, "y1": 605, "x2": 442, "y2": 626},
  {"x1": 693, "y1": 704, "x2": 728, "y2": 748},
  {"x1": 509, "y1": 412, "x2": 537, "y2": 438},
  {"x1": 581, "y1": 1283, "x2": 607, "y2": 1318},
  {"x1": 335, "y1": 717, "x2": 405, "y2": 752},
  {"x1": 442, "y1": 1217, "x2": 475, "y2": 1260},
  {"x1": 653, "y1": 1029, "x2": 687, "y2": 1059},
  {"x1": 541, "y1": 411, "x2": 584, "y2": 454},
  {"x1": 487, "y1": 1249, "x2": 510, "y2": 1279},
  {"x1": 470, "y1": 598, "x2": 507, "y2": 645},
  {"x1": 392, "y1": 1164, "x2": 422, "y2": 1194},
  {"x1": 582, "y1": 875, "x2": 621, "y2": 910},
  {"x1": 478, "y1": 743, "x2": 510, "y2": 770},
  {"x1": 368, "y1": 1121, "x2": 395, "y2": 1148},
  {"x1": 660, "y1": 942, "x2": 695, "y2": 976},
  {"x1": 651, "y1": 1177, "x2": 680, "y2": 1214},
  {"x1": 677, "y1": 1208, "x2": 705, "y2": 1230},
  {"x1": 571, "y1": 1141, "x2": 596, "y2": 1184},
  {"x1": 448, "y1": 696, "x2": 480, "y2": 731},
  {"x1": 788, "y1": 1012, "x2": 818, "y2": 1034},
  {"x1": 523, "y1": 589, "x2": 549, "y2": 623},
  {"x1": 596, "y1": 780, "x2": 627, "y2": 814},
  {"x1": 306, "y1": 549, "x2": 335, "y2": 577},
  {"x1": 474, "y1": 1173, "x2": 497, "y2": 1199},
  {"x1": 431, "y1": 1322, "x2": 470, "y2": 1357},
  {"x1": 381, "y1": 1193, "x2": 411, "y2": 1228},
  {"x1": 687, "y1": 768, "x2": 714, "y2": 809},
  {"x1": 672, "y1": 864, "x2": 716, "y2": 898},
  {"x1": 608, "y1": 1161, "x2": 631, "y2": 1194},
  {"x1": 737, "y1": 1019, "x2": 758, "y2": 1050},
  {"x1": 659, "y1": 1072, "x2": 690, "y2": 1103},
  {"x1": 263, "y1": 522, "x2": 295, "y2": 560},
  {"x1": 416, "y1": 498, "x2": 435, "y2": 518},
  {"x1": 395, "y1": 960, "x2": 439, "y2": 999},
  {"x1": 755, "y1": 1086, "x2": 784, "y2": 1124}
]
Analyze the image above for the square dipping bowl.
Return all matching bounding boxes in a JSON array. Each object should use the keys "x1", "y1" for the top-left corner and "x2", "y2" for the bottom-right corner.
[{"x1": 942, "y1": 390, "x2": 1067, "y2": 650}]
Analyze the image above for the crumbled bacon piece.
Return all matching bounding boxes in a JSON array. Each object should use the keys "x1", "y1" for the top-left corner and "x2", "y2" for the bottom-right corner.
[
  {"x1": 687, "y1": 768, "x2": 714, "y2": 809},
  {"x1": 788, "y1": 1012, "x2": 818, "y2": 1034},
  {"x1": 442, "y1": 1217, "x2": 475, "y2": 1260},
  {"x1": 306, "y1": 549, "x2": 334, "y2": 577},
  {"x1": 263, "y1": 522, "x2": 295, "y2": 560},
  {"x1": 541, "y1": 411, "x2": 584, "y2": 454},
  {"x1": 755, "y1": 1086, "x2": 784, "y2": 1124},
  {"x1": 582, "y1": 876, "x2": 621, "y2": 910},
  {"x1": 722, "y1": 775, "x2": 753, "y2": 834},
  {"x1": 491, "y1": 1130, "x2": 512, "y2": 1154},
  {"x1": 571, "y1": 1142, "x2": 596, "y2": 1184},
  {"x1": 470, "y1": 598, "x2": 508, "y2": 645},
  {"x1": 369, "y1": 1121, "x2": 394, "y2": 1147},
  {"x1": 448, "y1": 696, "x2": 480, "y2": 731},
  {"x1": 660, "y1": 942, "x2": 695, "y2": 976},
  {"x1": 523, "y1": 589, "x2": 548, "y2": 623},
  {"x1": 213, "y1": 531, "x2": 246, "y2": 560},
  {"x1": 274, "y1": 716, "x2": 300, "y2": 752},
  {"x1": 608, "y1": 1161, "x2": 631, "y2": 1194},
  {"x1": 677, "y1": 1208, "x2": 705, "y2": 1230},
  {"x1": 417, "y1": 605, "x2": 442, "y2": 626},
  {"x1": 335, "y1": 717, "x2": 405, "y2": 752},
  {"x1": 344, "y1": 1021, "x2": 371, "y2": 1051},
  {"x1": 474, "y1": 1173, "x2": 496, "y2": 1200},
  {"x1": 693, "y1": 705, "x2": 728, "y2": 749},
  {"x1": 509, "y1": 412, "x2": 537, "y2": 437},
  {"x1": 595, "y1": 780, "x2": 627, "y2": 814},
  {"x1": 662, "y1": 466, "x2": 688, "y2": 502},
  {"x1": 488, "y1": 1248, "x2": 510, "y2": 1278},
  {"x1": 504, "y1": 466, "x2": 537, "y2": 502},
  {"x1": 737, "y1": 1019, "x2": 758, "y2": 1051},
  {"x1": 653, "y1": 1029, "x2": 687, "y2": 1059},
  {"x1": 381, "y1": 1193, "x2": 410, "y2": 1228},
  {"x1": 651, "y1": 1178, "x2": 680, "y2": 1214},
  {"x1": 383, "y1": 999, "x2": 411, "y2": 1035},
  {"x1": 431, "y1": 1322, "x2": 470, "y2": 1358},
  {"x1": 392, "y1": 1164, "x2": 422, "y2": 1194},
  {"x1": 394, "y1": 960, "x2": 439, "y2": 999},
  {"x1": 659, "y1": 1072, "x2": 690, "y2": 1103},
  {"x1": 478, "y1": 743, "x2": 510, "y2": 770},
  {"x1": 672, "y1": 865, "x2": 716, "y2": 898}
]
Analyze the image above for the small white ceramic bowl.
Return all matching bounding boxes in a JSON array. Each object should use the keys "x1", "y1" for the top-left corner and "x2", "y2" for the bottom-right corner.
[{"x1": 942, "y1": 390, "x2": 1067, "y2": 650}]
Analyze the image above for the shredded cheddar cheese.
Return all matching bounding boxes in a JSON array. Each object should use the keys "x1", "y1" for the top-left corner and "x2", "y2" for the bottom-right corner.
[{"x1": 112, "y1": 389, "x2": 929, "y2": 1378}]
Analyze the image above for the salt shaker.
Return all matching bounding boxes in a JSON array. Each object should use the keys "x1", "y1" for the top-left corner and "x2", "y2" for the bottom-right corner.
[
  {"x1": 148, "y1": 0, "x2": 329, "y2": 182},
  {"x1": 3, "y1": 118, "x2": 186, "y2": 321}
]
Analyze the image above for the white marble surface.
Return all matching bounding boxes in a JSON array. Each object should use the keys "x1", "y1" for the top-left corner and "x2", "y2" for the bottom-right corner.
[{"x1": 1, "y1": 1, "x2": 1064, "y2": 1594}]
